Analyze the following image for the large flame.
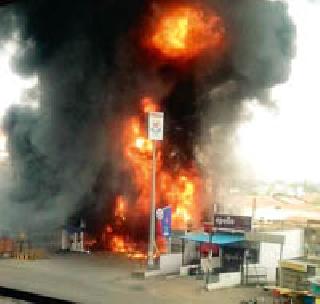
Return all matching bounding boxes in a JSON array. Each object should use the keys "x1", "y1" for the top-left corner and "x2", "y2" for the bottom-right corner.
[
  {"x1": 160, "y1": 168, "x2": 202, "y2": 229},
  {"x1": 105, "y1": 97, "x2": 202, "y2": 258},
  {"x1": 149, "y1": 4, "x2": 225, "y2": 60}
]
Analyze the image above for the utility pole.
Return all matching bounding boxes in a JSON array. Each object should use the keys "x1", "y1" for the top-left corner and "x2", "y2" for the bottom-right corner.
[
  {"x1": 147, "y1": 111, "x2": 164, "y2": 269},
  {"x1": 147, "y1": 140, "x2": 157, "y2": 268}
]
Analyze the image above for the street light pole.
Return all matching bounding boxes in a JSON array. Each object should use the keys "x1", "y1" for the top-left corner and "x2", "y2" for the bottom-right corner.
[
  {"x1": 147, "y1": 111, "x2": 163, "y2": 269},
  {"x1": 148, "y1": 140, "x2": 156, "y2": 268}
]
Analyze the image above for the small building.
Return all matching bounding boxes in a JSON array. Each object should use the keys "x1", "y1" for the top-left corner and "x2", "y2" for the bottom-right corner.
[{"x1": 177, "y1": 218, "x2": 304, "y2": 289}]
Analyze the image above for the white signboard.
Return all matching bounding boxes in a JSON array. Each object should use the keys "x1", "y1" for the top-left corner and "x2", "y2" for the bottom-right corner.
[
  {"x1": 156, "y1": 208, "x2": 164, "y2": 220},
  {"x1": 148, "y1": 112, "x2": 164, "y2": 141}
]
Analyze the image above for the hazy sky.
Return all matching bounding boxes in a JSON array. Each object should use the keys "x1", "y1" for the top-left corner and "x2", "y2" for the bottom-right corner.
[
  {"x1": 0, "y1": 39, "x2": 37, "y2": 116},
  {"x1": 0, "y1": 38, "x2": 38, "y2": 160},
  {"x1": 238, "y1": 0, "x2": 320, "y2": 183}
]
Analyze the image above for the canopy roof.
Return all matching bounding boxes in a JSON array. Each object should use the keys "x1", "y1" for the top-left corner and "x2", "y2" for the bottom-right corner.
[{"x1": 180, "y1": 232, "x2": 244, "y2": 245}]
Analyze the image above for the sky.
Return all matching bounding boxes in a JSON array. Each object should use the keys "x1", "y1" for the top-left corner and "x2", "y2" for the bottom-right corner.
[
  {"x1": 0, "y1": 39, "x2": 38, "y2": 117},
  {"x1": 0, "y1": 37, "x2": 38, "y2": 160},
  {"x1": 237, "y1": 0, "x2": 320, "y2": 183}
]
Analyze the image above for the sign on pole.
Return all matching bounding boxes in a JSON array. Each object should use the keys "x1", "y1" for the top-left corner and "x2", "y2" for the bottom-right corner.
[
  {"x1": 161, "y1": 207, "x2": 172, "y2": 237},
  {"x1": 148, "y1": 112, "x2": 164, "y2": 141},
  {"x1": 156, "y1": 208, "x2": 164, "y2": 220}
]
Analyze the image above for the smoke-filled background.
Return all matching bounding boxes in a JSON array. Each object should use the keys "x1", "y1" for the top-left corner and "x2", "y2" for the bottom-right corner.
[{"x1": 0, "y1": 0, "x2": 295, "y2": 234}]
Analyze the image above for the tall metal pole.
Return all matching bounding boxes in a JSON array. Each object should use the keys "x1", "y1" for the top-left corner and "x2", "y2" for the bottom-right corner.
[
  {"x1": 279, "y1": 242, "x2": 284, "y2": 287},
  {"x1": 252, "y1": 197, "x2": 256, "y2": 231},
  {"x1": 148, "y1": 140, "x2": 156, "y2": 268}
]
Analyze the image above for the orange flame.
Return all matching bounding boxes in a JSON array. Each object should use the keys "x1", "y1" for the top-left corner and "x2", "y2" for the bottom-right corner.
[
  {"x1": 160, "y1": 169, "x2": 201, "y2": 229},
  {"x1": 141, "y1": 96, "x2": 159, "y2": 113},
  {"x1": 114, "y1": 196, "x2": 127, "y2": 221},
  {"x1": 149, "y1": 5, "x2": 225, "y2": 60},
  {"x1": 106, "y1": 97, "x2": 202, "y2": 258},
  {"x1": 111, "y1": 235, "x2": 126, "y2": 253}
]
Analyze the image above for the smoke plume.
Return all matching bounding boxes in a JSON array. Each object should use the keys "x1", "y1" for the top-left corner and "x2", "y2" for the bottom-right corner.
[{"x1": 0, "y1": 0, "x2": 295, "y2": 234}]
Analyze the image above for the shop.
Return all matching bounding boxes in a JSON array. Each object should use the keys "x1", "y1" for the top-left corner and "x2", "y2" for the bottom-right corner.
[{"x1": 178, "y1": 214, "x2": 302, "y2": 290}]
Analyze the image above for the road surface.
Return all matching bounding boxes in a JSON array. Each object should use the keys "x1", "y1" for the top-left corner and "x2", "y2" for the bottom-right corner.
[{"x1": 0, "y1": 253, "x2": 272, "y2": 304}]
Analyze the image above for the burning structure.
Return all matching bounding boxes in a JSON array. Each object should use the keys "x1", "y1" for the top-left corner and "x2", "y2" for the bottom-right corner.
[{"x1": 0, "y1": 0, "x2": 295, "y2": 256}]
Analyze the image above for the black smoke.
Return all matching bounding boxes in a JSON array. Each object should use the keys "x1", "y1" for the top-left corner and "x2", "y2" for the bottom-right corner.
[{"x1": 0, "y1": 0, "x2": 295, "y2": 234}]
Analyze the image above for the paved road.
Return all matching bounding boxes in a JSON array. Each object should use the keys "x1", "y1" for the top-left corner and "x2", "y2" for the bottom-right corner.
[{"x1": 0, "y1": 254, "x2": 272, "y2": 304}]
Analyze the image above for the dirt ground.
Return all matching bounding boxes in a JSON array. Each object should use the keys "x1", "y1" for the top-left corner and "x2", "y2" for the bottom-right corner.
[
  {"x1": 0, "y1": 298, "x2": 28, "y2": 304},
  {"x1": 0, "y1": 254, "x2": 273, "y2": 304}
]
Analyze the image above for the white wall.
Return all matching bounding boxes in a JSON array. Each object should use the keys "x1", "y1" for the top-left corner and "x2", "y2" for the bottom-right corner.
[
  {"x1": 259, "y1": 242, "x2": 281, "y2": 282},
  {"x1": 160, "y1": 253, "x2": 183, "y2": 274},
  {"x1": 259, "y1": 229, "x2": 304, "y2": 282},
  {"x1": 280, "y1": 229, "x2": 304, "y2": 259},
  {"x1": 207, "y1": 272, "x2": 241, "y2": 290}
]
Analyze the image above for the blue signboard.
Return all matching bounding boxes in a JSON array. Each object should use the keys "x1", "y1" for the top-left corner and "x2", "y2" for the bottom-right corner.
[{"x1": 162, "y1": 207, "x2": 172, "y2": 237}]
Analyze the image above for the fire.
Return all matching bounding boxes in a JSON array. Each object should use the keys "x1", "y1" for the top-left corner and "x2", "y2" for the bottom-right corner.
[
  {"x1": 111, "y1": 235, "x2": 126, "y2": 253},
  {"x1": 114, "y1": 196, "x2": 127, "y2": 221},
  {"x1": 141, "y1": 96, "x2": 158, "y2": 113},
  {"x1": 105, "y1": 97, "x2": 202, "y2": 258},
  {"x1": 149, "y1": 5, "x2": 225, "y2": 60},
  {"x1": 160, "y1": 169, "x2": 202, "y2": 229}
]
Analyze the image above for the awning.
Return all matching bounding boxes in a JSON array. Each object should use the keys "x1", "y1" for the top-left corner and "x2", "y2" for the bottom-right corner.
[{"x1": 180, "y1": 232, "x2": 244, "y2": 245}]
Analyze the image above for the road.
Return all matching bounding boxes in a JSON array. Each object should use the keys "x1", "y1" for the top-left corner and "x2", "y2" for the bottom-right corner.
[
  {"x1": 0, "y1": 254, "x2": 272, "y2": 304},
  {"x1": 0, "y1": 297, "x2": 27, "y2": 303}
]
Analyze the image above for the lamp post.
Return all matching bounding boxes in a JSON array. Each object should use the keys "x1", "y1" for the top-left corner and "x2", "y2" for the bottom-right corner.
[
  {"x1": 147, "y1": 140, "x2": 157, "y2": 268},
  {"x1": 147, "y1": 112, "x2": 164, "y2": 268}
]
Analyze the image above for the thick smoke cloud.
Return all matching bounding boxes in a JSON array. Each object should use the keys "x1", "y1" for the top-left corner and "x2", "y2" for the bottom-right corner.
[
  {"x1": 0, "y1": 0, "x2": 295, "y2": 234},
  {"x1": 0, "y1": 5, "x2": 16, "y2": 44},
  {"x1": 196, "y1": 0, "x2": 295, "y2": 188},
  {"x1": 1, "y1": 0, "x2": 150, "y2": 233}
]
